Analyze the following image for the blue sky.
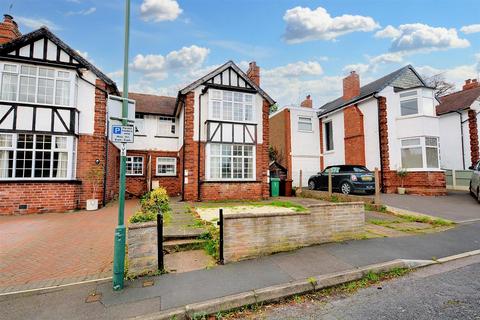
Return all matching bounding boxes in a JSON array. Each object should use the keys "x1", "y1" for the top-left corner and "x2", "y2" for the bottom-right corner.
[{"x1": 8, "y1": 0, "x2": 480, "y2": 106}]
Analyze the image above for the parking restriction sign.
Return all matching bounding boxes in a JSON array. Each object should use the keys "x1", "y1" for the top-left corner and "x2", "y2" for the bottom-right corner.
[{"x1": 111, "y1": 125, "x2": 134, "y2": 143}]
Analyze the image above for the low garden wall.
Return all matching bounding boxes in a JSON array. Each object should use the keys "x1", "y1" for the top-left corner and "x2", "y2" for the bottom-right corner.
[
  {"x1": 223, "y1": 202, "x2": 364, "y2": 263},
  {"x1": 127, "y1": 221, "x2": 158, "y2": 277}
]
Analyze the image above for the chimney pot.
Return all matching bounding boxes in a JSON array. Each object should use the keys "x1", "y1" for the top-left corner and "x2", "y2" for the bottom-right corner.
[
  {"x1": 343, "y1": 71, "x2": 360, "y2": 101},
  {"x1": 463, "y1": 78, "x2": 479, "y2": 90},
  {"x1": 0, "y1": 14, "x2": 21, "y2": 45},
  {"x1": 246, "y1": 61, "x2": 260, "y2": 87},
  {"x1": 300, "y1": 95, "x2": 313, "y2": 108}
]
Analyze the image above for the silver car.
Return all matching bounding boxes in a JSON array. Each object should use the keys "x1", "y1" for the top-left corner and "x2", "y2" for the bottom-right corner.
[{"x1": 469, "y1": 160, "x2": 480, "y2": 203}]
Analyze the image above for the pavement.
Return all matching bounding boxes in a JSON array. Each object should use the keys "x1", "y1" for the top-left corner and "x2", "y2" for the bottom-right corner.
[
  {"x1": 2, "y1": 221, "x2": 480, "y2": 320},
  {"x1": 0, "y1": 199, "x2": 139, "y2": 290},
  {"x1": 237, "y1": 253, "x2": 480, "y2": 319},
  {"x1": 381, "y1": 190, "x2": 480, "y2": 223}
]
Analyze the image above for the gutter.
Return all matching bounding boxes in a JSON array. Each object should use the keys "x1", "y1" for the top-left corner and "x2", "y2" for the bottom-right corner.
[{"x1": 318, "y1": 94, "x2": 376, "y2": 119}]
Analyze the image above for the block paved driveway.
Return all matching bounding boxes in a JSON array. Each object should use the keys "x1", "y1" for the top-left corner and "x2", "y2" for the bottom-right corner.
[
  {"x1": 0, "y1": 200, "x2": 138, "y2": 289},
  {"x1": 381, "y1": 190, "x2": 480, "y2": 223}
]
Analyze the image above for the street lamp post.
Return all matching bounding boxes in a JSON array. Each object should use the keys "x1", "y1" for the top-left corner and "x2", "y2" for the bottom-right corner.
[{"x1": 112, "y1": 0, "x2": 131, "y2": 291}]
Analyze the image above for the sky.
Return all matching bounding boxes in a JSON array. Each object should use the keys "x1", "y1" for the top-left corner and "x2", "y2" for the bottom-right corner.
[{"x1": 6, "y1": 0, "x2": 480, "y2": 107}]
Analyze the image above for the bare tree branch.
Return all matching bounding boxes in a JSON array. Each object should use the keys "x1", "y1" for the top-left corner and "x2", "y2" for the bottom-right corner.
[{"x1": 424, "y1": 73, "x2": 456, "y2": 97}]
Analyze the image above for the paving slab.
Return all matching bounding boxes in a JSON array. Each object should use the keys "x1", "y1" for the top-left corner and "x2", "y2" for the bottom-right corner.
[{"x1": 165, "y1": 250, "x2": 215, "y2": 273}]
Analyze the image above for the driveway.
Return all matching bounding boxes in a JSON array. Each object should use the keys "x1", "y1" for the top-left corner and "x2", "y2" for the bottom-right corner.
[
  {"x1": 381, "y1": 191, "x2": 479, "y2": 223},
  {"x1": 0, "y1": 200, "x2": 138, "y2": 290}
]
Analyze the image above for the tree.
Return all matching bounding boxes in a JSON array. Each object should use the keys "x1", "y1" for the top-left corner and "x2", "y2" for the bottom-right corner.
[
  {"x1": 424, "y1": 73, "x2": 456, "y2": 97},
  {"x1": 269, "y1": 103, "x2": 278, "y2": 114}
]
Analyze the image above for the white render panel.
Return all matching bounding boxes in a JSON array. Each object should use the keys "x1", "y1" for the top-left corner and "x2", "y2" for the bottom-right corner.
[
  {"x1": 76, "y1": 71, "x2": 96, "y2": 135},
  {"x1": 46, "y1": 40, "x2": 57, "y2": 60},
  {"x1": 358, "y1": 98, "x2": 380, "y2": 171},
  {"x1": 439, "y1": 112, "x2": 465, "y2": 170},
  {"x1": 0, "y1": 105, "x2": 13, "y2": 129},
  {"x1": 16, "y1": 106, "x2": 33, "y2": 130},
  {"x1": 291, "y1": 156, "x2": 320, "y2": 187},
  {"x1": 245, "y1": 124, "x2": 255, "y2": 143},
  {"x1": 129, "y1": 114, "x2": 178, "y2": 151},
  {"x1": 35, "y1": 108, "x2": 52, "y2": 131},
  {"x1": 321, "y1": 110, "x2": 345, "y2": 167},
  {"x1": 59, "y1": 50, "x2": 69, "y2": 63},
  {"x1": 19, "y1": 45, "x2": 29, "y2": 57},
  {"x1": 233, "y1": 124, "x2": 243, "y2": 143},
  {"x1": 33, "y1": 39, "x2": 44, "y2": 59},
  {"x1": 222, "y1": 123, "x2": 233, "y2": 142}
]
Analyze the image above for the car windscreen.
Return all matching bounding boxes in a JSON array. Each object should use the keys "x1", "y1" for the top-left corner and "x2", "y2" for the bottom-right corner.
[{"x1": 352, "y1": 166, "x2": 370, "y2": 173}]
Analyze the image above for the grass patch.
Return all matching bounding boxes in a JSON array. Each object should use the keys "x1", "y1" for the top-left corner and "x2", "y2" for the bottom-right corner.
[
  {"x1": 219, "y1": 267, "x2": 410, "y2": 319},
  {"x1": 364, "y1": 203, "x2": 387, "y2": 213},
  {"x1": 264, "y1": 200, "x2": 307, "y2": 212},
  {"x1": 198, "y1": 226, "x2": 220, "y2": 260},
  {"x1": 195, "y1": 200, "x2": 307, "y2": 212},
  {"x1": 397, "y1": 213, "x2": 454, "y2": 226}
]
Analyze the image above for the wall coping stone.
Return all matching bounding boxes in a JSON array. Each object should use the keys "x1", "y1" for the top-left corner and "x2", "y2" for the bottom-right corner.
[{"x1": 128, "y1": 221, "x2": 157, "y2": 230}]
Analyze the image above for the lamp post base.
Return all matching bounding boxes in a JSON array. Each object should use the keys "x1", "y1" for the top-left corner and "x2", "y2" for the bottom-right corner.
[{"x1": 112, "y1": 225, "x2": 126, "y2": 291}]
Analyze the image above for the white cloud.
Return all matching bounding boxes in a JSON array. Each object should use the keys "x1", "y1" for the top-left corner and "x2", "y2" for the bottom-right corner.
[
  {"x1": 342, "y1": 63, "x2": 370, "y2": 74},
  {"x1": 131, "y1": 45, "x2": 210, "y2": 80},
  {"x1": 283, "y1": 6, "x2": 379, "y2": 43},
  {"x1": 66, "y1": 7, "x2": 96, "y2": 16},
  {"x1": 374, "y1": 25, "x2": 401, "y2": 39},
  {"x1": 140, "y1": 0, "x2": 182, "y2": 22},
  {"x1": 461, "y1": 24, "x2": 480, "y2": 34},
  {"x1": 376, "y1": 23, "x2": 469, "y2": 53},
  {"x1": 264, "y1": 61, "x2": 323, "y2": 78},
  {"x1": 16, "y1": 16, "x2": 59, "y2": 31},
  {"x1": 416, "y1": 57, "x2": 480, "y2": 90}
]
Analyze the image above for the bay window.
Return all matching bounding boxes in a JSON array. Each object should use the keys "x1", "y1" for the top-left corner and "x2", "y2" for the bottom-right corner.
[
  {"x1": 0, "y1": 133, "x2": 74, "y2": 179},
  {"x1": 126, "y1": 156, "x2": 143, "y2": 176},
  {"x1": 156, "y1": 157, "x2": 176, "y2": 176},
  {"x1": 399, "y1": 90, "x2": 418, "y2": 116},
  {"x1": 0, "y1": 63, "x2": 73, "y2": 106},
  {"x1": 400, "y1": 136, "x2": 440, "y2": 169},
  {"x1": 209, "y1": 89, "x2": 254, "y2": 122},
  {"x1": 207, "y1": 144, "x2": 255, "y2": 180}
]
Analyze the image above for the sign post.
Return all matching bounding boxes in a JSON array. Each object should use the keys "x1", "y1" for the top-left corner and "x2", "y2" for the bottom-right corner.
[{"x1": 112, "y1": 0, "x2": 131, "y2": 291}]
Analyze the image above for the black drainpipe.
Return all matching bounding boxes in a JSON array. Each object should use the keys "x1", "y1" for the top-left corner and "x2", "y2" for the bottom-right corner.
[
  {"x1": 180, "y1": 97, "x2": 186, "y2": 201},
  {"x1": 374, "y1": 93, "x2": 385, "y2": 192},
  {"x1": 197, "y1": 87, "x2": 208, "y2": 201}
]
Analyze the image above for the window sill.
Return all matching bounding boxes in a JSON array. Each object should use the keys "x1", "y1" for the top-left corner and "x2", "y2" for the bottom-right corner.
[
  {"x1": 323, "y1": 150, "x2": 335, "y2": 155},
  {"x1": 134, "y1": 134, "x2": 147, "y2": 137},
  {"x1": 298, "y1": 130, "x2": 313, "y2": 133},
  {"x1": 396, "y1": 114, "x2": 438, "y2": 120},
  {"x1": 203, "y1": 180, "x2": 261, "y2": 184},
  {"x1": 155, "y1": 175, "x2": 178, "y2": 178},
  {"x1": 0, "y1": 179, "x2": 82, "y2": 184},
  {"x1": 126, "y1": 174, "x2": 145, "y2": 177},
  {"x1": 154, "y1": 135, "x2": 179, "y2": 139}
]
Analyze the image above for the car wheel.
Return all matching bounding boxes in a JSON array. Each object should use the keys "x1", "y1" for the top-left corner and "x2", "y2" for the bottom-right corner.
[
  {"x1": 308, "y1": 180, "x2": 316, "y2": 190},
  {"x1": 477, "y1": 187, "x2": 480, "y2": 203},
  {"x1": 470, "y1": 182, "x2": 476, "y2": 197},
  {"x1": 340, "y1": 182, "x2": 352, "y2": 195}
]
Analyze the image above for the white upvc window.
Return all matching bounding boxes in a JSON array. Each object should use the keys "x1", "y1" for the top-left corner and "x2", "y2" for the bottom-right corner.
[
  {"x1": 156, "y1": 157, "x2": 176, "y2": 176},
  {"x1": 209, "y1": 89, "x2": 254, "y2": 122},
  {"x1": 126, "y1": 156, "x2": 143, "y2": 176},
  {"x1": 157, "y1": 116, "x2": 176, "y2": 136},
  {"x1": 400, "y1": 136, "x2": 440, "y2": 170},
  {"x1": 399, "y1": 90, "x2": 419, "y2": 116},
  {"x1": 207, "y1": 143, "x2": 255, "y2": 180},
  {"x1": 0, "y1": 63, "x2": 73, "y2": 106},
  {"x1": 134, "y1": 114, "x2": 145, "y2": 135},
  {"x1": 298, "y1": 116, "x2": 313, "y2": 132},
  {"x1": 0, "y1": 133, "x2": 74, "y2": 180}
]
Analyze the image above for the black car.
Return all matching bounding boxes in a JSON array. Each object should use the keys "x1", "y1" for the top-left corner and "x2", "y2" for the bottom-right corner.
[{"x1": 308, "y1": 165, "x2": 375, "y2": 195}]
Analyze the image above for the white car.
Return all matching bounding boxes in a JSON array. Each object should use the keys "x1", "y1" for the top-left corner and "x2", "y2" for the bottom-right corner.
[{"x1": 469, "y1": 160, "x2": 480, "y2": 203}]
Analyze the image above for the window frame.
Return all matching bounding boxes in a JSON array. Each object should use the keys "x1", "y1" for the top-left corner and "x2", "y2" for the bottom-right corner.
[
  {"x1": 126, "y1": 156, "x2": 144, "y2": 176},
  {"x1": 400, "y1": 136, "x2": 440, "y2": 170},
  {"x1": 156, "y1": 157, "x2": 177, "y2": 176},
  {"x1": 134, "y1": 114, "x2": 146, "y2": 136},
  {"x1": 324, "y1": 120, "x2": 334, "y2": 152},
  {"x1": 209, "y1": 89, "x2": 255, "y2": 123},
  {"x1": 298, "y1": 116, "x2": 313, "y2": 132},
  {"x1": 0, "y1": 132, "x2": 75, "y2": 180},
  {"x1": 157, "y1": 116, "x2": 176, "y2": 137},
  {"x1": 399, "y1": 90, "x2": 419, "y2": 117},
  {"x1": 206, "y1": 143, "x2": 256, "y2": 181}
]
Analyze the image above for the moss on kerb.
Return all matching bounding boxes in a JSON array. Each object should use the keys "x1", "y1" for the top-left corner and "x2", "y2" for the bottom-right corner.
[{"x1": 127, "y1": 221, "x2": 157, "y2": 230}]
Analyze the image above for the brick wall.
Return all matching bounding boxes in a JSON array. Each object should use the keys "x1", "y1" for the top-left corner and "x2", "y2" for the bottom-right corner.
[
  {"x1": 105, "y1": 141, "x2": 120, "y2": 202},
  {"x1": 223, "y1": 202, "x2": 364, "y2": 263},
  {"x1": 126, "y1": 150, "x2": 181, "y2": 197},
  {"x1": 0, "y1": 181, "x2": 81, "y2": 214},
  {"x1": 127, "y1": 221, "x2": 158, "y2": 277},
  {"x1": 343, "y1": 105, "x2": 366, "y2": 166},
  {"x1": 468, "y1": 109, "x2": 479, "y2": 166},
  {"x1": 269, "y1": 109, "x2": 291, "y2": 175},
  {"x1": 383, "y1": 170, "x2": 446, "y2": 195}
]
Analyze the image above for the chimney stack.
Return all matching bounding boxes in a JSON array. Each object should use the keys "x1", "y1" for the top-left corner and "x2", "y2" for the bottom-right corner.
[
  {"x1": 463, "y1": 78, "x2": 479, "y2": 91},
  {"x1": 0, "y1": 14, "x2": 21, "y2": 45},
  {"x1": 247, "y1": 61, "x2": 260, "y2": 86},
  {"x1": 343, "y1": 71, "x2": 360, "y2": 101},
  {"x1": 300, "y1": 95, "x2": 312, "y2": 108}
]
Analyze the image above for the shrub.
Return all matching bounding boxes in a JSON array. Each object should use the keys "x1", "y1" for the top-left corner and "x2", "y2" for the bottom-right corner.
[
  {"x1": 140, "y1": 187, "x2": 170, "y2": 214},
  {"x1": 129, "y1": 210, "x2": 156, "y2": 224}
]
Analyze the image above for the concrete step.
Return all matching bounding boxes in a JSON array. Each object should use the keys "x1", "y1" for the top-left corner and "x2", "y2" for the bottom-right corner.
[
  {"x1": 163, "y1": 226, "x2": 207, "y2": 240},
  {"x1": 164, "y1": 239, "x2": 206, "y2": 253}
]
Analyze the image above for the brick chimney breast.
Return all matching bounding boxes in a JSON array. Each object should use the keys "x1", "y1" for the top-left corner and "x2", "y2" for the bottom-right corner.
[
  {"x1": 247, "y1": 61, "x2": 260, "y2": 87},
  {"x1": 0, "y1": 14, "x2": 21, "y2": 45},
  {"x1": 343, "y1": 71, "x2": 360, "y2": 101},
  {"x1": 463, "y1": 78, "x2": 480, "y2": 91},
  {"x1": 300, "y1": 95, "x2": 313, "y2": 108}
]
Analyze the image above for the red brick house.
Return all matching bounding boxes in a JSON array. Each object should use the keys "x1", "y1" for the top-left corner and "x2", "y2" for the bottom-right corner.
[
  {"x1": 0, "y1": 15, "x2": 119, "y2": 214},
  {"x1": 318, "y1": 66, "x2": 446, "y2": 195},
  {"x1": 125, "y1": 61, "x2": 275, "y2": 201}
]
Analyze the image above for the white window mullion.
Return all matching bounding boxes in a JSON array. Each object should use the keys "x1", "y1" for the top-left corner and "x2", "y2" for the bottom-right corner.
[{"x1": 12, "y1": 134, "x2": 17, "y2": 178}]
